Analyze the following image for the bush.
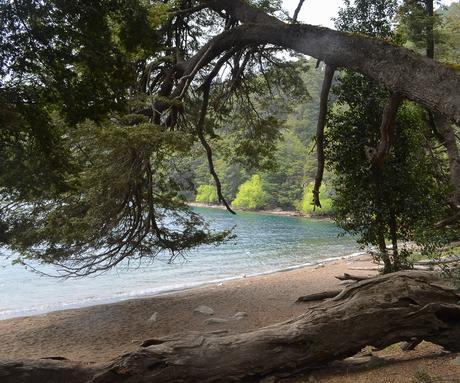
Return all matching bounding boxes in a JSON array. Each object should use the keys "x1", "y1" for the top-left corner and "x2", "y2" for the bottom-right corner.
[
  {"x1": 297, "y1": 183, "x2": 333, "y2": 214},
  {"x1": 232, "y1": 175, "x2": 268, "y2": 209},
  {"x1": 195, "y1": 184, "x2": 218, "y2": 204}
]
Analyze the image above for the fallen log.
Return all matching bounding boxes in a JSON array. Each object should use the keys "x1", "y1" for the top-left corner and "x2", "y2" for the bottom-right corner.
[
  {"x1": 335, "y1": 273, "x2": 372, "y2": 282},
  {"x1": 296, "y1": 289, "x2": 342, "y2": 302},
  {"x1": 1, "y1": 271, "x2": 459, "y2": 383}
]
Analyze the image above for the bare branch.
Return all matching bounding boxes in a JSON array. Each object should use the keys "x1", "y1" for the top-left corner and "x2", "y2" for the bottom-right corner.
[
  {"x1": 313, "y1": 65, "x2": 335, "y2": 208},
  {"x1": 197, "y1": 81, "x2": 236, "y2": 214},
  {"x1": 292, "y1": 0, "x2": 306, "y2": 22}
]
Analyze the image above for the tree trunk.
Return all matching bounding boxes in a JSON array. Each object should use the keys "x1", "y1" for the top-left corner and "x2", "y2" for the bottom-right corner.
[
  {"x1": 1, "y1": 271, "x2": 459, "y2": 383},
  {"x1": 434, "y1": 114, "x2": 460, "y2": 210}
]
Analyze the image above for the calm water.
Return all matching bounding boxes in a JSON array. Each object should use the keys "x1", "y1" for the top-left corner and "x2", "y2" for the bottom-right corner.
[{"x1": 0, "y1": 207, "x2": 360, "y2": 320}]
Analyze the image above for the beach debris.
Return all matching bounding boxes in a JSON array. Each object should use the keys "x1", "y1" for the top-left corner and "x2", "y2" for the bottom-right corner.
[
  {"x1": 314, "y1": 263, "x2": 325, "y2": 269},
  {"x1": 233, "y1": 312, "x2": 248, "y2": 320},
  {"x1": 204, "y1": 317, "x2": 229, "y2": 325},
  {"x1": 131, "y1": 339, "x2": 140, "y2": 344},
  {"x1": 140, "y1": 338, "x2": 166, "y2": 347},
  {"x1": 194, "y1": 305, "x2": 214, "y2": 315},
  {"x1": 40, "y1": 356, "x2": 69, "y2": 361},
  {"x1": 296, "y1": 290, "x2": 342, "y2": 303},
  {"x1": 205, "y1": 312, "x2": 248, "y2": 325},
  {"x1": 335, "y1": 273, "x2": 371, "y2": 282},
  {"x1": 207, "y1": 330, "x2": 229, "y2": 335},
  {"x1": 147, "y1": 312, "x2": 158, "y2": 323}
]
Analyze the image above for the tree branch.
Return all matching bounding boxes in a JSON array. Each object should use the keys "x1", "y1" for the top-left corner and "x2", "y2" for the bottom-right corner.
[
  {"x1": 371, "y1": 93, "x2": 403, "y2": 167},
  {"x1": 313, "y1": 65, "x2": 335, "y2": 208},
  {"x1": 292, "y1": 0, "x2": 306, "y2": 22}
]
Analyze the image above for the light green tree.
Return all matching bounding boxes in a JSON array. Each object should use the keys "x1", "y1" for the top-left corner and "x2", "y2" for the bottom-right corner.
[
  {"x1": 297, "y1": 183, "x2": 333, "y2": 215},
  {"x1": 232, "y1": 175, "x2": 268, "y2": 209},
  {"x1": 195, "y1": 184, "x2": 218, "y2": 204}
]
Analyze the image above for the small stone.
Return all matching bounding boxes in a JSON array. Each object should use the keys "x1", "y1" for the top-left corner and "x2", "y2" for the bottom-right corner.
[
  {"x1": 131, "y1": 339, "x2": 140, "y2": 344},
  {"x1": 233, "y1": 312, "x2": 248, "y2": 320},
  {"x1": 451, "y1": 356, "x2": 460, "y2": 366},
  {"x1": 147, "y1": 312, "x2": 158, "y2": 323},
  {"x1": 194, "y1": 305, "x2": 214, "y2": 315},
  {"x1": 204, "y1": 317, "x2": 228, "y2": 325},
  {"x1": 315, "y1": 263, "x2": 325, "y2": 269}
]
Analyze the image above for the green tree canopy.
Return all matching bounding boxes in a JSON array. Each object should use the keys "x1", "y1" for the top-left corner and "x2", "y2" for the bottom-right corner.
[{"x1": 232, "y1": 175, "x2": 268, "y2": 209}]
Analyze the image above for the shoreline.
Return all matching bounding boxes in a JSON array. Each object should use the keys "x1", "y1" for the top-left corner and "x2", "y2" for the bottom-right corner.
[
  {"x1": 0, "y1": 253, "x2": 378, "y2": 364},
  {"x1": 0, "y1": 250, "x2": 368, "y2": 321},
  {"x1": 1, "y1": 253, "x2": 458, "y2": 382},
  {"x1": 188, "y1": 201, "x2": 332, "y2": 219}
]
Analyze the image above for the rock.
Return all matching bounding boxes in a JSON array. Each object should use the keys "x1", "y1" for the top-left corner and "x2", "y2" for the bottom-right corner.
[
  {"x1": 147, "y1": 312, "x2": 158, "y2": 323},
  {"x1": 194, "y1": 305, "x2": 214, "y2": 315},
  {"x1": 204, "y1": 317, "x2": 228, "y2": 325},
  {"x1": 131, "y1": 339, "x2": 140, "y2": 344},
  {"x1": 233, "y1": 312, "x2": 248, "y2": 320}
]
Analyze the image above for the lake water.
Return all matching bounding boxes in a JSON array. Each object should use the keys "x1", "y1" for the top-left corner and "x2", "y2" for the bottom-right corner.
[{"x1": 0, "y1": 207, "x2": 360, "y2": 320}]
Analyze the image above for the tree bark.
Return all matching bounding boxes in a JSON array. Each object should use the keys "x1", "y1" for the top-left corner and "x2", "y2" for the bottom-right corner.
[
  {"x1": 372, "y1": 93, "x2": 403, "y2": 167},
  {"x1": 2, "y1": 271, "x2": 459, "y2": 383}
]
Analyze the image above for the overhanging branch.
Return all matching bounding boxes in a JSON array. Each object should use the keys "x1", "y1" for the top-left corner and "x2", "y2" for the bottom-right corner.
[{"x1": 313, "y1": 65, "x2": 335, "y2": 208}]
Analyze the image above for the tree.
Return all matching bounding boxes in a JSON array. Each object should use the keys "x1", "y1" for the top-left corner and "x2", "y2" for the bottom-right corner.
[
  {"x1": 297, "y1": 182, "x2": 333, "y2": 214},
  {"x1": 0, "y1": 0, "x2": 459, "y2": 276},
  {"x1": 325, "y1": 0, "x2": 451, "y2": 273},
  {"x1": 195, "y1": 184, "x2": 218, "y2": 204},
  {"x1": 232, "y1": 174, "x2": 268, "y2": 209}
]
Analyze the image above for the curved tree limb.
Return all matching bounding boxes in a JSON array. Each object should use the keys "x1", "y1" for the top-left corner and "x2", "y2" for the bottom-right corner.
[{"x1": 164, "y1": 0, "x2": 460, "y2": 123}]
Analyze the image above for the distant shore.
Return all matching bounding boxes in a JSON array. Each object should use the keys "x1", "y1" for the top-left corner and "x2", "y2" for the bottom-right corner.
[{"x1": 188, "y1": 201, "x2": 332, "y2": 219}]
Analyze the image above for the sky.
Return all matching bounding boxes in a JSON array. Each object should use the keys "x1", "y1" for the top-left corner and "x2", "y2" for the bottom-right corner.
[{"x1": 282, "y1": 0, "x2": 459, "y2": 28}]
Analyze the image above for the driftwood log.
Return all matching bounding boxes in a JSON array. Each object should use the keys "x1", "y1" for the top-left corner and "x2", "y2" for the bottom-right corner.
[
  {"x1": 1, "y1": 271, "x2": 459, "y2": 383},
  {"x1": 335, "y1": 273, "x2": 372, "y2": 282}
]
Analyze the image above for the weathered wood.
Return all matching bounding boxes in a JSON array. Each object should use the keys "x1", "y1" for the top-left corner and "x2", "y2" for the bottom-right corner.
[
  {"x1": 296, "y1": 289, "x2": 342, "y2": 302},
  {"x1": 335, "y1": 273, "x2": 372, "y2": 282},
  {"x1": 401, "y1": 338, "x2": 423, "y2": 351},
  {"x1": 1, "y1": 271, "x2": 459, "y2": 383}
]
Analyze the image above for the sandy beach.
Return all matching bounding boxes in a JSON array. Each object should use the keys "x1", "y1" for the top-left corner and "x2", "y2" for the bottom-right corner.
[{"x1": 0, "y1": 255, "x2": 458, "y2": 382}]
